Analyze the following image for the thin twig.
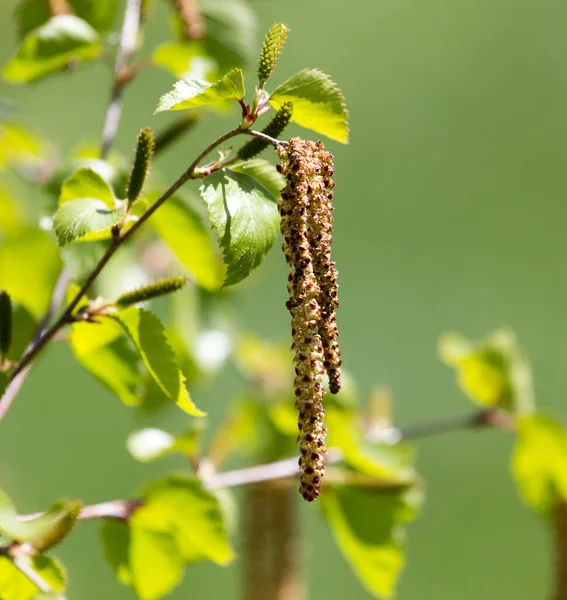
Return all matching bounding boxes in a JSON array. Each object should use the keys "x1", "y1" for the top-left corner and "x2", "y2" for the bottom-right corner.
[
  {"x1": 100, "y1": 0, "x2": 142, "y2": 158},
  {"x1": 243, "y1": 129, "x2": 285, "y2": 149},
  {"x1": 6, "y1": 551, "x2": 53, "y2": 594}
]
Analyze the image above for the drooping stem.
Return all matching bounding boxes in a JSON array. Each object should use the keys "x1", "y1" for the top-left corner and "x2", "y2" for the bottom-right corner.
[
  {"x1": 244, "y1": 483, "x2": 304, "y2": 600},
  {"x1": 553, "y1": 500, "x2": 567, "y2": 600}
]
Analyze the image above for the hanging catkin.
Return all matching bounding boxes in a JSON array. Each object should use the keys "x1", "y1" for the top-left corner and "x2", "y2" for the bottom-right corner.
[{"x1": 277, "y1": 138, "x2": 341, "y2": 501}]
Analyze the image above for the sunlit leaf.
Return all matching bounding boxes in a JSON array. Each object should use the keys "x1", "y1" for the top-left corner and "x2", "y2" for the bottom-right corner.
[
  {"x1": 127, "y1": 426, "x2": 201, "y2": 463},
  {"x1": 512, "y1": 414, "x2": 567, "y2": 516},
  {"x1": 0, "y1": 123, "x2": 46, "y2": 171},
  {"x1": 269, "y1": 68, "x2": 349, "y2": 144},
  {"x1": 141, "y1": 474, "x2": 234, "y2": 565},
  {"x1": 3, "y1": 16, "x2": 102, "y2": 84},
  {"x1": 321, "y1": 485, "x2": 422, "y2": 599},
  {"x1": 199, "y1": 168, "x2": 280, "y2": 286},
  {"x1": 228, "y1": 159, "x2": 285, "y2": 199},
  {"x1": 100, "y1": 520, "x2": 132, "y2": 586},
  {"x1": 153, "y1": 41, "x2": 216, "y2": 80},
  {"x1": 0, "y1": 555, "x2": 66, "y2": 600},
  {"x1": 112, "y1": 308, "x2": 205, "y2": 416},
  {"x1": 155, "y1": 68, "x2": 244, "y2": 113},
  {"x1": 59, "y1": 167, "x2": 116, "y2": 209},
  {"x1": 151, "y1": 195, "x2": 226, "y2": 291}
]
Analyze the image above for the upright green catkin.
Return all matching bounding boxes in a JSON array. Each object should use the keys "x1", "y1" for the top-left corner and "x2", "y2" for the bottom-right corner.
[
  {"x1": 116, "y1": 275, "x2": 188, "y2": 307},
  {"x1": 258, "y1": 22, "x2": 289, "y2": 87},
  {"x1": 277, "y1": 138, "x2": 342, "y2": 500},
  {"x1": 237, "y1": 103, "x2": 293, "y2": 161},
  {"x1": 127, "y1": 127, "x2": 155, "y2": 204},
  {"x1": 0, "y1": 290, "x2": 12, "y2": 360}
]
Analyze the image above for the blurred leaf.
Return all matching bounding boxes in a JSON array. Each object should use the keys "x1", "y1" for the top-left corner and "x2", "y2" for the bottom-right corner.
[
  {"x1": 100, "y1": 520, "x2": 132, "y2": 586},
  {"x1": 59, "y1": 167, "x2": 116, "y2": 208},
  {"x1": 199, "y1": 168, "x2": 279, "y2": 287},
  {"x1": 0, "y1": 555, "x2": 66, "y2": 600},
  {"x1": 0, "y1": 123, "x2": 45, "y2": 171},
  {"x1": 0, "y1": 373, "x2": 7, "y2": 399},
  {"x1": 228, "y1": 159, "x2": 285, "y2": 199},
  {"x1": 0, "y1": 229, "x2": 62, "y2": 318},
  {"x1": 151, "y1": 195, "x2": 226, "y2": 291},
  {"x1": 127, "y1": 426, "x2": 201, "y2": 463},
  {"x1": 439, "y1": 329, "x2": 534, "y2": 414},
  {"x1": 321, "y1": 486, "x2": 422, "y2": 599},
  {"x1": 155, "y1": 68, "x2": 244, "y2": 113},
  {"x1": 129, "y1": 522, "x2": 184, "y2": 600},
  {"x1": 153, "y1": 41, "x2": 216, "y2": 80},
  {"x1": 140, "y1": 474, "x2": 234, "y2": 565},
  {"x1": 33, "y1": 500, "x2": 82, "y2": 553},
  {"x1": 53, "y1": 197, "x2": 125, "y2": 246},
  {"x1": 198, "y1": 0, "x2": 257, "y2": 71},
  {"x1": 5, "y1": 304, "x2": 36, "y2": 362},
  {"x1": 69, "y1": 318, "x2": 143, "y2": 407},
  {"x1": 3, "y1": 16, "x2": 102, "y2": 84},
  {"x1": 14, "y1": 0, "x2": 118, "y2": 38},
  {"x1": 112, "y1": 308, "x2": 205, "y2": 416},
  {"x1": 0, "y1": 290, "x2": 12, "y2": 358},
  {"x1": 512, "y1": 414, "x2": 567, "y2": 516},
  {"x1": 269, "y1": 68, "x2": 349, "y2": 144}
]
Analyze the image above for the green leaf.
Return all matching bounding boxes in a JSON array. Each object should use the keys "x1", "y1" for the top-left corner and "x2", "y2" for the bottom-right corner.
[
  {"x1": 33, "y1": 500, "x2": 82, "y2": 553},
  {"x1": 269, "y1": 68, "x2": 349, "y2": 144},
  {"x1": 5, "y1": 304, "x2": 37, "y2": 362},
  {"x1": 3, "y1": 15, "x2": 102, "y2": 84},
  {"x1": 151, "y1": 195, "x2": 226, "y2": 291},
  {"x1": 439, "y1": 329, "x2": 534, "y2": 414},
  {"x1": 15, "y1": 0, "x2": 118, "y2": 38},
  {"x1": 53, "y1": 198, "x2": 125, "y2": 246},
  {"x1": 153, "y1": 41, "x2": 217, "y2": 80},
  {"x1": 321, "y1": 486, "x2": 422, "y2": 599},
  {"x1": 512, "y1": 414, "x2": 567, "y2": 516},
  {"x1": 59, "y1": 167, "x2": 116, "y2": 209},
  {"x1": 0, "y1": 373, "x2": 7, "y2": 400},
  {"x1": 69, "y1": 318, "x2": 144, "y2": 407},
  {"x1": 0, "y1": 123, "x2": 46, "y2": 171},
  {"x1": 0, "y1": 555, "x2": 66, "y2": 600},
  {"x1": 129, "y1": 520, "x2": 184, "y2": 600},
  {"x1": 112, "y1": 308, "x2": 205, "y2": 416},
  {"x1": 155, "y1": 68, "x2": 244, "y2": 113},
  {"x1": 0, "y1": 229, "x2": 62, "y2": 318},
  {"x1": 100, "y1": 520, "x2": 132, "y2": 586},
  {"x1": 199, "y1": 169, "x2": 280, "y2": 287},
  {"x1": 127, "y1": 426, "x2": 201, "y2": 463},
  {"x1": 228, "y1": 159, "x2": 285, "y2": 199},
  {"x1": 140, "y1": 474, "x2": 234, "y2": 565}
]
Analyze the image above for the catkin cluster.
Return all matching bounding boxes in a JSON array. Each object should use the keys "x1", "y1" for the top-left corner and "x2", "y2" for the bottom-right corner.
[{"x1": 277, "y1": 138, "x2": 341, "y2": 501}]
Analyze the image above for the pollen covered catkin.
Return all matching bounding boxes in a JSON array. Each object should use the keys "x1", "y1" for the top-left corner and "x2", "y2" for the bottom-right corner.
[{"x1": 277, "y1": 138, "x2": 341, "y2": 501}]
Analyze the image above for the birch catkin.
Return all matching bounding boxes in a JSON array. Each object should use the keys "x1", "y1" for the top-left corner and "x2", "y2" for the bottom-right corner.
[{"x1": 277, "y1": 138, "x2": 341, "y2": 501}]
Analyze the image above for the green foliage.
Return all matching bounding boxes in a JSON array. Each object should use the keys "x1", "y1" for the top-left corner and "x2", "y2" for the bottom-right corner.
[
  {"x1": 3, "y1": 15, "x2": 102, "y2": 83},
  {"x1": 439, "y1": 328, "x2": 534, "y2": 414},
  {"x1": 199, "y1": 167, "x2": 280, "y2": 286},
  {"x1": 0, "y1": 290, "x2": 12, "y2": 359},
  {"x1": 155, "y1": 68, "x2": 245, "y2": 113},
  {"x1": 127, "y1": 127, "x2": 155, "y2": 203},
  {"x1": 151, "y1": 195, "x2": 226, "y2": 291},
  {"x1": 269, "y1": 68, "x2": 349, "y2": 143},
  {"x1": 257, "y1": 22, "x2": 289, "y2": 87},
  {"x1": 0, "y1": 555, "x2": 66, "y2": 600},
  {"x1": 112, "y1": 307, "x2": 205, "y2": 416},
  {"x1": 5, "y1": 304, "x2": 36, "y2": 362},
  {"x1": 152, "y1": 41, "x2": 216, "y2": 80},
  {"x1": 14, "y1": 0, "x2": 118, "y2": 38},
  {"x1": 59, "y1": 167, "x2": 117, "y2": 208},
  {"x1": 127, "y1": 425, "x2": 201, "y2": 463},
  {"x1": 321, "y1": 485, "x2": 422, "y2": 600},
  {"x1": 236, "y1": 102, "x2": 293, "y2": 160},
  {"x1": 512, "y1": 414, "x2": 567, "y2": 516}
]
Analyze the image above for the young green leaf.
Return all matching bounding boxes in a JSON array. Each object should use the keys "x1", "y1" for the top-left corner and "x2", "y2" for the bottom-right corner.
[
  {"x1": 116, "y1": 275, "x2": 188, "y2": 307},
  {"x1": 155, "y1": 68, "x2": 245, "y2": 113},
  {"x1": 269, "y1": 68, "x2": 349, "y2": 144},
  {"x1": 0, "y1": 555, "x2": 66, "y2": 599},
  {"x1": 53, "y1": 198, "x2": 125, "y2": 246},
  {"x1": 70, "y1": 318, "x2": 144, "y2": 407},
  {"x1": 112, "y1": 308, "x2": 205, "y2": 416},
  {"x1": 3, "y1": 15, "x2": 102, "y2": 83},
  {"x1": 127, "y1": 127, "x2": 155, "y2": 204},
  {"x1": 236, "y1": 102, "x2": 293, "y2": 160},
  {"x1": 100, "y1": 520, "x2": 132, "y2": 586},
  {"x1": 59, "y1": 167, "x2": 116, "y2": 208},
  {"x1": 141, "y1": 474, "x2": 235, "y2": 565},
  {"x1": 33, "y1": 500, "x2": 82, "y2": 553},
  {"x1": 127, "y1": 426, "x2": 201, "y2": 463},
  {"x1": 151, "y1": 195, "x2": 226, "y2": 291},
  {"x1": 152, "y1": 41, "x2": 216, "y2": 80},
  {"x1": 321, "y1": 485, "x2": 422, "y2": 599},
  {"x1": 257, "y1": 22, "x2": 289, "y2": 86},
  {"x1": 512, "y1": 414, "x2": 567, "y2": 516},
  {"x1": 0, "y1": 230, "x2": 62, "y2": 318},
  {"x1": 0, "y1": 290, "x2": 12, "y2": 358},
  {"x1": 199, "y1": 169, "x2": 280, "y2": 286},
  {"x1": 228, "y1": 159, "x2": 285, "y2": 199}
]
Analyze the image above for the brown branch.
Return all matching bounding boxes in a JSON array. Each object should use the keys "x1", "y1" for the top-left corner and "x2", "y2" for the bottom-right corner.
[{"x1": 173, "y1": 0, "x2": 205, "y2": 40}]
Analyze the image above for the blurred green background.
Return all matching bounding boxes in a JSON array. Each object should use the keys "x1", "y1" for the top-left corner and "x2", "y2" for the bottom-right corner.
[{"x1": 2, "y1": 0, "x2": 566, "y2": 597}]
